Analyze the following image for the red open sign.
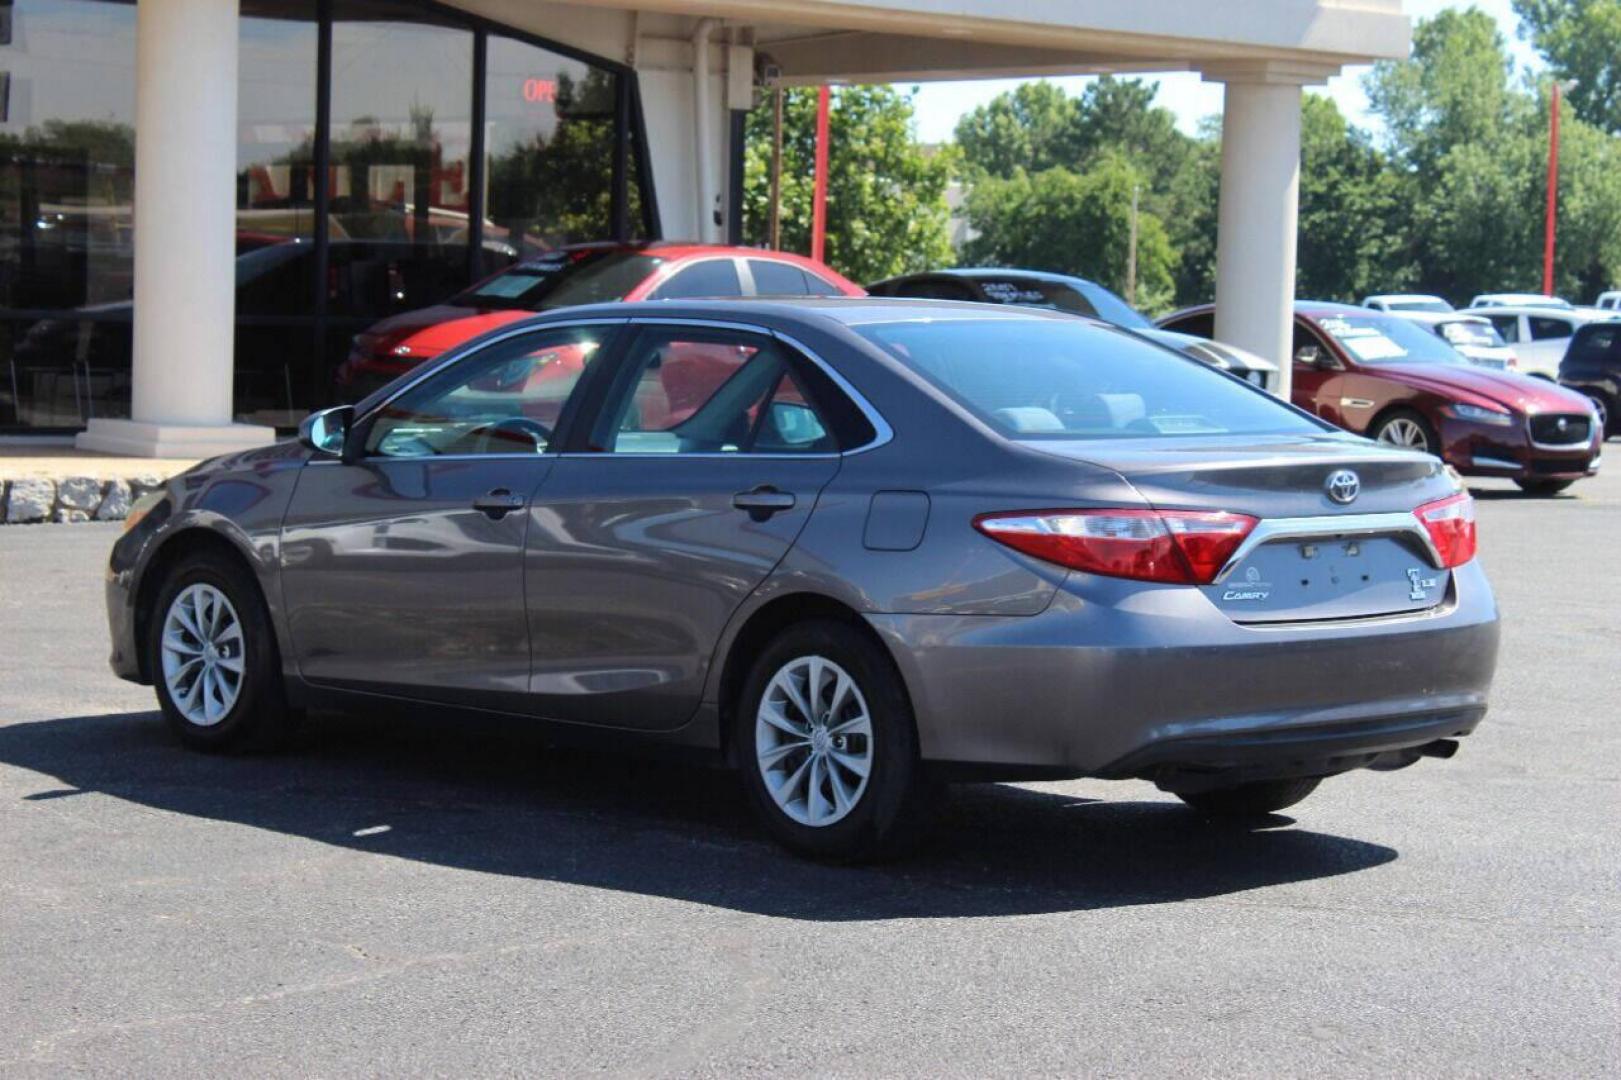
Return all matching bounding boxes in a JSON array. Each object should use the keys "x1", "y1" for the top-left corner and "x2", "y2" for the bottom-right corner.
[{"x1": 522, "y1": 78, "x2": 557, "y2": 104}]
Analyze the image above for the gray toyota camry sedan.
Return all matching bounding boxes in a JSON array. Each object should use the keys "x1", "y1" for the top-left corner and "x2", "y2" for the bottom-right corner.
[{"x1": 104, "y1": 300, "x2": 1499, "y2": 861}]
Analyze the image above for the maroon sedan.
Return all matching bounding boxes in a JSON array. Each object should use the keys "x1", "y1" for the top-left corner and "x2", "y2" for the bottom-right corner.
[{"x1": 1161, "y1": 301, "x2": 1603, "y2": 495}]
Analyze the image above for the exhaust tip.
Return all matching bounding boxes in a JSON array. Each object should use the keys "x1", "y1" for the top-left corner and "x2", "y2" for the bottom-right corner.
[{"x1": 1419, "y1": 739, "x2": 1460, "y2": 760}]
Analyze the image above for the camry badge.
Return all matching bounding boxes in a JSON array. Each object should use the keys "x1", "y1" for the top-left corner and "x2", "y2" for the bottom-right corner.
[
  {"x1": 1326, "y1": 469, "x2": 1361, "y2": 505},
  {"x1": 1406, "y1": 567, "x2": 1439, "y2": 601}
]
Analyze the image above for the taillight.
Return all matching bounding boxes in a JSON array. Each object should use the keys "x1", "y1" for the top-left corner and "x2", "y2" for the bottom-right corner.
[
  {"x1": 973, "y1": 509, "x2": 1258, "y2": 585},
  {"x1": 1414, "y1": 492, "x2": 1477, "y2": 568}
]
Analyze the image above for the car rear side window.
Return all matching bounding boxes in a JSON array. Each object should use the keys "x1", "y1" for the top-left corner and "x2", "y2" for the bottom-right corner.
[
  {"x1": 1567, "y1": 325, "x2": 1621, "y2": 367},
  {"x1": 1160, "y1": 311, "x2": 1215, "y2": 338},
  {"x1": 592, "y1": 329, "x2": 838, "y2": 454},
  {"x1": 857, "y1": 319, "x2": 1325, "y2": 440},
  {"x1": 650, "y1": 259, "x2": 744, "y2": 300},
  {"x1": 1530, "y1": 316, "x2": 1574, "y2": 341},
  {"x1": 749, "y1": 259, "x2": 810, "y2": 296},
  {"x1": 1485, "y1": 314, "x2": 1521, "y2": 343}
]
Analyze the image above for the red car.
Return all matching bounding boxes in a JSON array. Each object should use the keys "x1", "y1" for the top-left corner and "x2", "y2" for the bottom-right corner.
[
  {"x1": 336, "y1": 242, "x2": 863, "y2": 399},
  {"x1": 1160, "y1": 301, "x2": 1603, "y2": 495}
]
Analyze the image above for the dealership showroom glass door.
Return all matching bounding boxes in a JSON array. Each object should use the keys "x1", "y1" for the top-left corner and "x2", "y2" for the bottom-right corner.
[{"x1": 0, "y1": 0, "x2": 652, "y2": 435}]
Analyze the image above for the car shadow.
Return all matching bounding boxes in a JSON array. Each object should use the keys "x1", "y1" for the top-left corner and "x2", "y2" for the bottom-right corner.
[{"x1": 0, "y1": 710, "x2": 1398, "y2": 921}]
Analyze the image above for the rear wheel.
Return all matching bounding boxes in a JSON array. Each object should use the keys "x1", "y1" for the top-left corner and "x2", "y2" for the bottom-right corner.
[
  {"x1": 147, "y1": 551, "x2": 296, "y2": 752},
  {"x1": 1370, "y1": 409, "x2": 1439, "y2": 455},
  {"x1": 1514, "y1": 478, "x2": 1575, "y2": 495},
  {"x1": 1583, "y1": 393, "x2": 1611, "y2": 438},
  {"x1": 735, "y1": 620, "x2": 933, "y2": 862},
  {"x1": 1178, "y1": 777, "x2": 1321, "y2": 819}
]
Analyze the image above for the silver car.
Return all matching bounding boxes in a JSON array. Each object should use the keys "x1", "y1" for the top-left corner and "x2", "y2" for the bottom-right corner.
[{"x1": 104, "y1": 301, "x2": 1500, "y2": 861}]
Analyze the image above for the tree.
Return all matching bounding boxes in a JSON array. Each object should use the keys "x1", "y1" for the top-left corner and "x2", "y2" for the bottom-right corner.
[
  {"x1": 741, "y1": 85, "x2": 955, "y2": 285},
  {"x1": 954, "y1": 81, "x2": 1080, "y2": 179},
  {"x1": 1513, "y1": 0, "x2": 1621, "y2": 133},
  {"x1": 1365, "y1": 7, "x2": 1621, "y2": 301},
  {"x1": 1295, "y1": 94, "x2": 1414, "y2": 301},
  {"x1": 961, "y1": 152, "x2": 1177, "y2": 312}
]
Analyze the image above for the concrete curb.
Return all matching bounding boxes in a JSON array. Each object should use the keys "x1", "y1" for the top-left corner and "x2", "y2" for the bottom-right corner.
[{"x1": 1, "y1": 474, "x2": 172, "y2": 525}]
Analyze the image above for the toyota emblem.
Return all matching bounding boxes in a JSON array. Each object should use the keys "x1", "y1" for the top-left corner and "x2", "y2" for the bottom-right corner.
[{"x1": 1326, "y1": 469, "x2": 1361, "y2": 505}]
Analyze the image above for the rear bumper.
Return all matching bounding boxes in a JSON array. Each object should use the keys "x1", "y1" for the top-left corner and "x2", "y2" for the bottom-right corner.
[{"x1": 867, "y1": 559, "x2": 1499, "y2": 779}]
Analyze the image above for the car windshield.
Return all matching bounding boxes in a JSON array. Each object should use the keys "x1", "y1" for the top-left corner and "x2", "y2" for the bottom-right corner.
[
  {"x1": 455, "y1": 251, "x2": 663, "y2": 310},
  {"x1": 972, "y1": 276, "x2": 1154, "y2": 330},
  {"x1": 856, "y1": 318, "x2": 1325, "y2": 440},
  {"x1": 1315, "y1": 312, "x2": 1467, "y2": 365},
  {"x1": 1436, "y1": 320, "x2": 1505, "y2": 348}
]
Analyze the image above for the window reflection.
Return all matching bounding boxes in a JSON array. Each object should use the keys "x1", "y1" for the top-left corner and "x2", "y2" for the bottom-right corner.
[
  {"x1": 486, "y1": 35, "x2": 620, "y2": 256},
  {"x1": 329, "y1": 8, "x2": 481, "y2": 320},
  {"x1": 0, "y1": 0, "x2": 648, "y2": 433}
]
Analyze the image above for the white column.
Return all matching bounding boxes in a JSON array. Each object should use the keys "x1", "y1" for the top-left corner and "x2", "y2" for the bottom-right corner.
[
  {"x1": 1204, "y1": 62, "x2": 1333, "y2": 402},
  {"x1": 77, "y1": 0, "x2": 275, "y2": 458}
]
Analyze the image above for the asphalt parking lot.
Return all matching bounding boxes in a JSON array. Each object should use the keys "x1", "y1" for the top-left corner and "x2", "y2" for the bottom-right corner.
[{"x1": 1, "y1": 469, "x2": 1617, "y2": 1077}]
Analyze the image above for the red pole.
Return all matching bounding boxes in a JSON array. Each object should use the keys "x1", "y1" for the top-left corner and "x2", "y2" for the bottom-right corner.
[
  {"x1": 1543, "y1": 81, "x2": 1561, "y2": 297},
  {"x1": 811, "y1": 85, "x2": 831, "y2": 264}
]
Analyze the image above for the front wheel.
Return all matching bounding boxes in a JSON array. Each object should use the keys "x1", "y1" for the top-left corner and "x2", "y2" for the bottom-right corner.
[
  {"x1": 735, "y1": 620, "x2": 933, "y2": 862},
  {"x1": 1370, "y1": 410, "x2": 1439, "y2": 455},
  {"x1": 1514, "y1": 478, "x2": 1575, "y2": 495},
  {"x1": 1178, "y1": 777, "x2": 1321, "y2": 819},
  {"x1": 147, "y1": 551, "x2": 297, "y2": 752}
]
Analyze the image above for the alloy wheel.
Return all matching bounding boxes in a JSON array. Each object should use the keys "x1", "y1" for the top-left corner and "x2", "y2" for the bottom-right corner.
[
  {"x1": 1377, "y1": 416, "x2": 1431, "y2": 452},
  {"x1": 160, "y1": 583, "x2": 245, "y2": 727},
  {"x1": 755, "y1": 655, "x2": 873, "y2": 827}
]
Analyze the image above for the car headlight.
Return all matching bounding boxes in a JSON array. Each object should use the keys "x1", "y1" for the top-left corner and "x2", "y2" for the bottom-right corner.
[
  {"x1": 1446, "y1": 403, "x2": 1515, "y2": 426},
  {"x1": 122, "y1": 489, "x2": 168, "y2": 534}
]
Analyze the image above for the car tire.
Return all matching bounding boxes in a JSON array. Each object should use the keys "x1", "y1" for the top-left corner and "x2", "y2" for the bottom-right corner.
[
  {"x1": 147, "y1": 550, "x2": 297, "y2": 753},
  {"x1": 1370, "y1": 409, "x2": 1440, "y2": 455},
  {"x1": 1514, "y1": 478, "x2": 1575, "y2": 495},
  {"x1": 735, "y1": 619, "x2": 933, "y2": 862},
  {"x1": 1177, "y1": 777, "x2": 1321, "y2": 819},
  {"x1": 1583, "y1": 393, "x2": 1612, "y2": 439}
]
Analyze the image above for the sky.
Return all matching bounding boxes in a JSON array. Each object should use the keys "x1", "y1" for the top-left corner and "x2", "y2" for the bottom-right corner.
[{"x1": 906, "y1": 0, "x2": 1540, "y2": 144}]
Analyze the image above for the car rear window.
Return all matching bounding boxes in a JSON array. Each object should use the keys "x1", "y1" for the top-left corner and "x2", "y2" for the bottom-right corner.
[
  {"x1": 1437, "y1": 320, "x2": 1504, "y2": 348},
  {"x1": 856, "y1": 319, "x2": 1326, "y2": 440},
  {"x1": 458, "y1": 251, "x2": 663, "y2": 310},
  {"x1": 1567, "y1": 324, "x2": 1621, "y2": 366}
]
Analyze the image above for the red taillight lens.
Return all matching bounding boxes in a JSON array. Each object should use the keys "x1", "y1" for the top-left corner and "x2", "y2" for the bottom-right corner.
[
  {"x1": 1414, "y1": 492, "x2": 1477, "y2": 568},
  {"x1": 973, "y1": 509, "x2": 1258, "y2": 585}
]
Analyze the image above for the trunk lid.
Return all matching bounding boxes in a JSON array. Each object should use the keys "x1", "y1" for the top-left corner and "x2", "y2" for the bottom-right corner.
[{"x1": 1028, "y1": 432, "x2": 1459, "y2": 623}]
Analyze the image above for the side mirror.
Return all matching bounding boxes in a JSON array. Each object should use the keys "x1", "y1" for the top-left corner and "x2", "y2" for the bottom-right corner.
[
  {"x1": 1293, "y1": 345, "x2": 1321, "y2": 366},
  {"x1": 298, "y1": 405, "x2": 354, "y2": 458}
]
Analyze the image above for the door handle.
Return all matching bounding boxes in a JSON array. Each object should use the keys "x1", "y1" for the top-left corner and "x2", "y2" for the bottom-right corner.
[
  {"x1": 472, "y1": 488, "x2": 526, "y2": 519},
  {"x1": 732, "y1": 485, "x2": 796, "y2": 520}
]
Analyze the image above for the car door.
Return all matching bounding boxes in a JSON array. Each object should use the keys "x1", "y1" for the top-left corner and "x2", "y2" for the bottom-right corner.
[
  {"x1": 1289, "y1": 319, "x2": 1350, "y2": 424},
  {"x1": 279, "y1": 322, "x2": 619, "y2": 710},
  {"x1": 524, "y1": 322, "x2": 844, "y2": 730}
]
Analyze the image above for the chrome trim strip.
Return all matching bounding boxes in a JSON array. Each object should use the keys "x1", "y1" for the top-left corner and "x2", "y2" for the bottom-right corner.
[
  {"x1": 1339, "y1": 397, "x2": 1376, "y2": 409},
  {"x1": 1470, "y1": 455, "x2": 1521, "y2": 471},
  {"x1": 1213, "y1": 511, "x2": 1442, "y2": 584}
]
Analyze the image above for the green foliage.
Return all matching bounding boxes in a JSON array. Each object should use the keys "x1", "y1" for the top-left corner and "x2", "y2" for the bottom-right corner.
[
  {"x1": 1367, "y1": 7, "x2": 1621, "y2": 301},
  {"x1": 1514, "y1": 0, "x2": 1621, "y2": 134},
  {"x1": 961, "y1": 154, "x2": 1177, "y2": 313},
  {"x1": 741, "y1": 85, "x2": 955, "y2": 285}
]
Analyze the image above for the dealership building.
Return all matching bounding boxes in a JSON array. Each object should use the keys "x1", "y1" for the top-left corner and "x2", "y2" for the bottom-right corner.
[{"x1": 0, "y1": 0, "x2": 1410, "y2": 455}]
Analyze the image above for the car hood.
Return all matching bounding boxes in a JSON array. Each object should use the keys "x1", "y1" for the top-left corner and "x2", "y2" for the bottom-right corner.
[
  {"x1": 1371, "y1": 362, "x2": 1590, "y2": 412},
  {"x1": 360, "y1": 305, "x2": 531, "y2": 357}
]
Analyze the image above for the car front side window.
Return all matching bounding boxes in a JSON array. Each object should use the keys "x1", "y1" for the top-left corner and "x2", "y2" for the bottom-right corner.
[{"x1": 363, "y1": 325, "x2": 613, "y2": 458}]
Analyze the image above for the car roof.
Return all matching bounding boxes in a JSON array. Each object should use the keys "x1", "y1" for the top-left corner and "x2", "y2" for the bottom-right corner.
[
  {"x1": 541, "y1": 240, "x2": 830, "y2": 264},
  {"x1": 1463, "y1": 304, "x2": 1592, "y2": 319},
  {"x1": 1365, "y1": 293, "x2": 1448, "y2": 303},
  {"x1": 1161, "y1": 300, "x2": 1380, "y2": 322},
  {"x1": 873, "y1": 267, "x2": 1103, "y2": 289},
  {"x1": 1390, "y1": 311, "x2": 1488, "y2": 326},
  {"x1": 508, "y1": 296, "x2": 1107, "y2": 331}
]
